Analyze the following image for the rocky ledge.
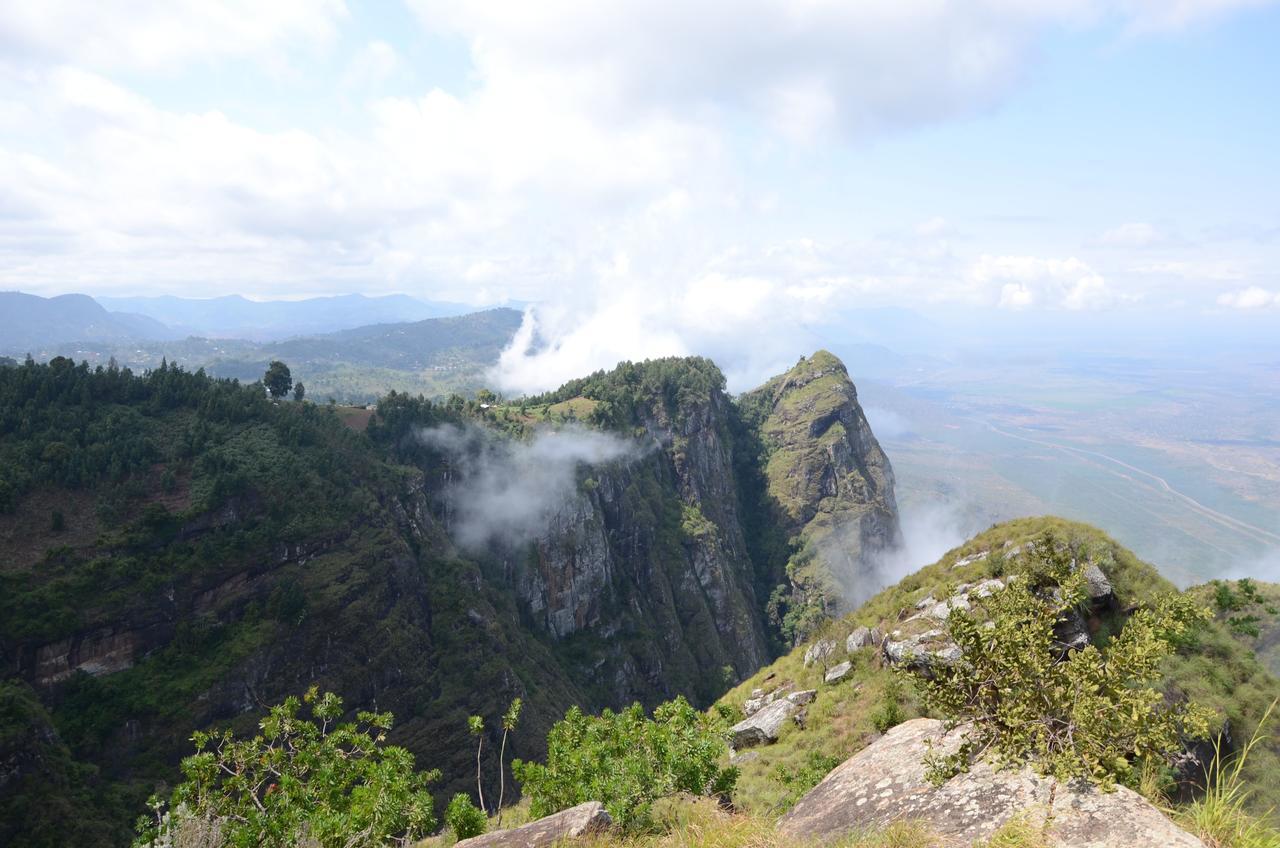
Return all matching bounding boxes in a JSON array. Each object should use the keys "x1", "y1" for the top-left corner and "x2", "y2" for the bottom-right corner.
[{"x1": 778, "y1": 718, "x2": 1205, "y2": 847}]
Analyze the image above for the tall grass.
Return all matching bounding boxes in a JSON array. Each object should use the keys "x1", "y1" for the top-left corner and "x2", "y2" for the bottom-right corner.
[{"x1": 1176, "y1": 699, "x2": 1279, "y2": 848}]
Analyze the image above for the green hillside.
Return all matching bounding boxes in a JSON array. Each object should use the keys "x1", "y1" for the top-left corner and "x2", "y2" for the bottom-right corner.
[
  {"x1": 716, "y1": 517, "x2": 1280, "y2": 819},
  {"x1": 37, "y1": 308, "x2": 525, "y2": 405}
]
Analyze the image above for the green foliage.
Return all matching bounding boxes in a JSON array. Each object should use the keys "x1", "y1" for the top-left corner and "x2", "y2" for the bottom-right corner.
[
  {"x1": 133, "y1": 687, "x2": 439, "y2": 848},
  {"x1": 911, "y1": 533, "x2": 1214, "y2": 789},
  {"x1": 293, "y1": 381, "x2": 305, "y2": 402},
  {"x1": 1209, "y1": 579, "x2": 1279, "y2": 639},
  {"x1": 771, "y1": 750, "x2": 840, "y2": 811},
  {"x1": 680, "y1": 503, "x2": 717, "y2": 542},
  {"x1": 263, "y1": 360, "x2": 293, "y2": 399},
  {"x1": 445, "y1": 793, "x2": 488, "y2": 840},
  {"x1": 870, "y1": 678, "x2": 906, "y2": 735},
  {"x1": 521, "y1": 356, "x2": 727, "y2": 431},
  {"x1": 512, "y1": 697, "x2": 738, "y2": 832}
]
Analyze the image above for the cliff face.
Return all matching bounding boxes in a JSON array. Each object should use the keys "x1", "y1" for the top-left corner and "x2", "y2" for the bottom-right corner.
[
  {"x1": 738, "y1": 351, "x2": 902, "y2": 627},
  {"x1": 505, "y1": 380, "x2": 771, "y2": 707}
]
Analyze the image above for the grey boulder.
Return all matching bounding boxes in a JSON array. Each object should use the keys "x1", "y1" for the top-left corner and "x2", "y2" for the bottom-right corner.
[
  {"x1": 778, "y1": 718, "x2": 1205, "y2": 848},
  {"x1": 824, "y1": 661, "x2": 853, "y2": 684},
  {"x1": 731, "y1": 698, "x2": 796, "y2": 748},
  {"x1": 455, "y1": 802, "x2": 611, "y2": 848}
]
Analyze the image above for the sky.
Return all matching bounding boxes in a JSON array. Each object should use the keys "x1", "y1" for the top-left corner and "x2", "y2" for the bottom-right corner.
[{"x1": 1, "y1": 1, "x2": 1278, "y2": 391}]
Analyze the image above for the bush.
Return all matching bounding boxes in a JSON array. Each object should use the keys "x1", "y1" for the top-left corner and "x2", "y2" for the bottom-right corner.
[
  {"x1": 772, "y1": 751, "x2": 841, "y2": 811},
  {"x1": 870, "y1": 700, "x2": 905, "y2": 735},
  {"x1": 445, "y1": 793, "x2": 487, "y2": 841},
  {"x1": 133, "y1": 687, "x2": 439, "y2": 848},
  {"x1": 512, "y1": 697, "x2": 737, "y2": 832},
  {"x1": 910, "y1": 532, "x2": 1213, "y2": 789}
]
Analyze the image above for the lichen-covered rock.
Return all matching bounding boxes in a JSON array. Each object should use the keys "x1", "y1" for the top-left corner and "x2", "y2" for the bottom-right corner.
[
  {"x1": 787, "y1": 688, "x2": 817, "y2": 706},
  {"x1": 846, "y1": 626, "x2": 873, "y2": 652},
  {"x1": 778, "y1": 718, "x2": 1206, "y2": 848},
  {"x1": 883, "y1": 629, "x2": 961, "y2": 671},
  {"x1": 454, "y1": 802, "x2": 611, "y2": 848},
  {"x1": 803, "y1": 639, "x2": 837, "y2": 667},
  {"x1": 824, "y1": 661, "x2": 853, "y2": 684},
  {"x1": 731, "y1": 698, "x2": 796, "y2": 748},
  {"x1": 1082, "y1": 564, "x2": 1114, "y2": 603}
]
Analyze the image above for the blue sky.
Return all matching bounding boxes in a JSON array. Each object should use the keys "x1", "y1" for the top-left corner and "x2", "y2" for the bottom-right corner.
[{"x1": 0, "y1": 1, "x2": 1277, "y2": 389}]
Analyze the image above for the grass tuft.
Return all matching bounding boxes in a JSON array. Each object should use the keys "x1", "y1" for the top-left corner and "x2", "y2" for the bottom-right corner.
[{"x1": 1176, "y1": 699, "x2": 1280, "y2": 848}]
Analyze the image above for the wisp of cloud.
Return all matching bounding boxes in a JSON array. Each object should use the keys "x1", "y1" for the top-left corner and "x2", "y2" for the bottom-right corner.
[{"x1": 417, "y1": 422, "x2": 643, "y2": 551}]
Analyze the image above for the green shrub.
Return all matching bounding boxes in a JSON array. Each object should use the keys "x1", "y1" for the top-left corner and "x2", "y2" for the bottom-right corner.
[
  {"x1": 512, "y1": 697, "x2": 737, "y2": 832},
  {"x1": 445, "y1": 793, "x2": 487, "y2": 841},
  {"x1": 870, "y1": 700, "x2": 906, "y2": 735},
  {"x1": 771, "y1": 751, "x2": 841, "y2": 811},
  {"x1": 133, "y1": 687, "x2": 439, "y2": 848},
  {"x1": 911, "y1": 532, "x2": 1213, "y2": 789}
]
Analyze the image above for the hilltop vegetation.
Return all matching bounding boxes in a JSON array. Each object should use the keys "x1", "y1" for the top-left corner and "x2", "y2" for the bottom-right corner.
[{"x1": 717, "y1": 517, "x2": 1280, "y2": 821}]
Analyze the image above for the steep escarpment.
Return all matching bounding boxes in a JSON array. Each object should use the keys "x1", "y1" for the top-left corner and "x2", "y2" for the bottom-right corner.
[{"x1": 737, "y1": 351, "x2": 901, "y2": 637}]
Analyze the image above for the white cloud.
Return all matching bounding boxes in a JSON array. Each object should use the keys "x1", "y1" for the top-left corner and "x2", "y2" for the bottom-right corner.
[
  {"x1": 409, "y1": 0, "x2": 1270, "y2": 140},
  {"x1": 1100, "y1": 221, "x2": 1162, "y2": 247},
  {"x1": 0, "y1": 0, "x2": 347, "y2": 71},
  {"x1": 0, "y1": 0, "x2": 1273, "y2": 318},
  {"x1": 341, "y1": 40, "x2": 403, "y2": 92},
  {"x1": 1217, "y1": 286, "x2": 1279, "y2": 309},
  {"x1": 970, "y1": 255, "x2": 1120, "y2": 310}
]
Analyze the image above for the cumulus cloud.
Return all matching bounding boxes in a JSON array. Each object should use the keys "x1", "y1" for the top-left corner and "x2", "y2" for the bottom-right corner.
[
  {"x1": 417, "y1": 422, "x2": 644, "y2": 551},
  {"x1": 970, "y1": 255, "x2": 1121, "y2": 311},
  {"x1": 0, "y1": 0, "x2": 346, "y2": 71},
  {"x1": 0, "y1": 0, "x2": 1273, "y2": 308},
  {"x1": 1217, "y1": 286, "x2": 1279, "y2": 309},
  {"x1": 409, "y1": 0, "x2": 1269, "y2": 140}
]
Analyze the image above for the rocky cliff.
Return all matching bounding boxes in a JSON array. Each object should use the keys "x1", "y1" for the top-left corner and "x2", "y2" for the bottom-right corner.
[
  {"x1": 0, "y1": 353, "x2": 903, "y2": 845},
  {"x1": 737, "y1": 350, "x2": 901, "y2": 636}
]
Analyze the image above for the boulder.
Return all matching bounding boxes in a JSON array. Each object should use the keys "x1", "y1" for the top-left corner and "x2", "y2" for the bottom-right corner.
[
  {"x1": 1082, "y1": 564, "x2": 1114, "y2": 603},
  {"x1": 824, "y1": 661, "x2": 853, "y2": 684},
  {"x1": 883, "y1": 629, "x2": 961, "y2": 671},
  {"x1": 730, "y1": 698, "x2": 796, "y2": 748},
  {"x1": 803, "y1": 638, "x2": 837, "y2": 668},
  {"x1": 787, "y1": 688, "x2": 817, "y2": 706},
  {"x1": 778, "y1": 718, "x2": 1206, "y2": 848},
  {"x1": 846, "y1": 626, "x2": 873, "y2": 652},
  {"x1": 744, "y1": 683, "x2": 794, "y2": 717},
  {"x1": 455, "y1": 802, "x2": 611, "y2": 848}
]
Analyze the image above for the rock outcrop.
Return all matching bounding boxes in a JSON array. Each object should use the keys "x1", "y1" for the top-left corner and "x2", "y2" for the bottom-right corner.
[
  {"x1": 453, "y1": 802, "x2": 611, "y2": 848},
  {"x1": 738, "y1": 351, "x2": 901, "y2": 618},
  {"x1": 779, "y1": 718, "x2": 1206, "y2": 848}
]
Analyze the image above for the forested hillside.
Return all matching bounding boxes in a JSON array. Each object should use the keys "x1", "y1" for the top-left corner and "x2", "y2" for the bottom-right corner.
[{"x1": 0, "y1": 352, "x2": 900, "y2": 846}]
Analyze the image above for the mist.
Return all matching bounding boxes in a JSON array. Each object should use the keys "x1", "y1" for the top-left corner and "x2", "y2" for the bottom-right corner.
[
  {"x1": 1226, "y1": 547, "x2": 1280, "y2": 584},
  {"x1": 823, "y1": 501, "x2": 977, "y2": 611},
  {"x1": 417, "y1": 423, "x2": 644, "y2": 551}
]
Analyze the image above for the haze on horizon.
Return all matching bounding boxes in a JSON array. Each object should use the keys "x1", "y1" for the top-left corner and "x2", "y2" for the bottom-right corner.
[
  {"x1": 3, "y1": 1, "x2": 1279, "y2": 586},
  {"x1": 1, "y1": 1, "x2": 1278, "y2": 391}
]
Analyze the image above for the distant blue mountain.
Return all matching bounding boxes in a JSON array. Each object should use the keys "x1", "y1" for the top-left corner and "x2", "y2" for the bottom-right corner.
[
  {"x1": 0, "y1": 292, "x2": 175, "y2": 354},
  {"x1": 93, "y1": 293, "x2": 488, "y2": 341}
]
